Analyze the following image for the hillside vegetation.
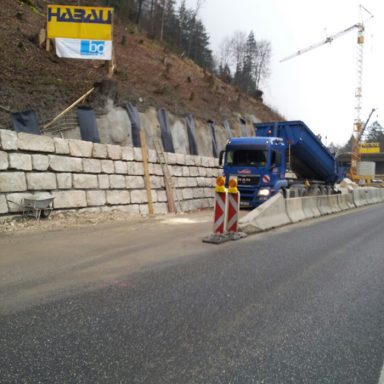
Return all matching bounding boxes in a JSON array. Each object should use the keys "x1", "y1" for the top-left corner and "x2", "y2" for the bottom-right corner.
[{"x1": 0, "y1": 0, "x2": 282, "y2": 130}]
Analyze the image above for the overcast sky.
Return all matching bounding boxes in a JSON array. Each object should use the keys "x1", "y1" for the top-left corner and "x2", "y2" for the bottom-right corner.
[{"x1": 179, "y1": 0, "x2": 383, "y2": 146}]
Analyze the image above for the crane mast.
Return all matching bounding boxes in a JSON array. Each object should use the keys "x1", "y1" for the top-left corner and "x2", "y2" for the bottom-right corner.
[
  {"x1": 280, "y1": 6, "x2": 373, "y2": 181},
  {"x1": 350, "y1": 24, "x2": 365, "y2": 180}
]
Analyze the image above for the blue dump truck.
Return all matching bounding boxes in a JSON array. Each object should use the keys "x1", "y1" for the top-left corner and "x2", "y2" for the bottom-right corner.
[{"x1": 219, "y1": 120, "x2": 344, "y2": 208}]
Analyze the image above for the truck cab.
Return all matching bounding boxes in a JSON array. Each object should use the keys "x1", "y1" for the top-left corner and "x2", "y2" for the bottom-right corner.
[{"x1": 220, "y1": 137, "x2": 288, "y2": 207}]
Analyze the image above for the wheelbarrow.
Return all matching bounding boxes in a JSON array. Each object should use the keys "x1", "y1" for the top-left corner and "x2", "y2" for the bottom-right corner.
[{"x1": 8, "y1": 193, "x2": 55, "y2": 221}]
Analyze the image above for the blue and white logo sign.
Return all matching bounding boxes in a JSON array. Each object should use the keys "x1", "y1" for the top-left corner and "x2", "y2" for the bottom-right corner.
[
  {"x1": 55, "y1": 38, "x2": 112, "y2": 60},
  {"x1": 80, "y1": 40, "x2": 105, "y2": 56}
]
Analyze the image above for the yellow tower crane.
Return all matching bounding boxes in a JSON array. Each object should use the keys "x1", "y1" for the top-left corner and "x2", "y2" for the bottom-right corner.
[{"x1": 281, "y1": 5, "x2": 373, "y2": 181}]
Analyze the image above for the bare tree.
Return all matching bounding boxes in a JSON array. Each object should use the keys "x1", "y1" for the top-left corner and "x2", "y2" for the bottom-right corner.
[
  {"x1": 216, "y1": 30, "x2": 272, "y2": 96},
  {"x1": 228, "y1": 30, "x2": 247, "y2": 69},
  {"x1": 253, "y1": 39, "x2": 271, "y2": 89}
]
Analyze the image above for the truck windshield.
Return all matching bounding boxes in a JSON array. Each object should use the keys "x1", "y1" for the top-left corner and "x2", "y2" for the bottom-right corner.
[{"x1": 226, "y1": 149, "x2": 269, "y2": 167}]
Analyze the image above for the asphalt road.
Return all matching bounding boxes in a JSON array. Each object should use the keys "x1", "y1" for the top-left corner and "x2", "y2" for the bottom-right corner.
[{"x1": 1, "y1": 205, "x2": 384, "y2": 383}]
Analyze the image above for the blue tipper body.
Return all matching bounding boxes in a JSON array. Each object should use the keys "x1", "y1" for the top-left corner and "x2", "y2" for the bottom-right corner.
[{"x1": 221, "y1": 120, "x2": 343, "y2": 208}]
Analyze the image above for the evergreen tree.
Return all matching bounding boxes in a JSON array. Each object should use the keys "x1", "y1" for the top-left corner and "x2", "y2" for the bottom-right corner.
[{"x1": 366, "y1": 121, "x2": 384, "y2": 151}]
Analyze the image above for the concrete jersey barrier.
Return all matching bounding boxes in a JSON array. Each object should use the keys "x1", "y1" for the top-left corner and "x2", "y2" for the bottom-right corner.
[
  {"x1": 285, "y1": 197, "x2": 306, "y2": 223},
  {"x1": 238, "y1": 193, "x2": 291, "y2": 234},
  {"x1": 237, "y1": 187, "x2": 383, "y2": 237},
  {"x1": 337, "y1": 193, "x2": 354, "y2": 210},
  {"x1": 301, "y1": 196, "x2": 321, "y2": 219}
]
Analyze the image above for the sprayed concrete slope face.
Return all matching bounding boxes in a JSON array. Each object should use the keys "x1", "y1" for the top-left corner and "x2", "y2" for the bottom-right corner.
[{"x1": 53, "y1": 100, "x2": 260, "y2": 158}]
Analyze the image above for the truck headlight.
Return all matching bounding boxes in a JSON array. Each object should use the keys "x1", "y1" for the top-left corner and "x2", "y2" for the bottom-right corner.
[{"x1": 258, "y1": 188, "x2": 271, "y2": 197}]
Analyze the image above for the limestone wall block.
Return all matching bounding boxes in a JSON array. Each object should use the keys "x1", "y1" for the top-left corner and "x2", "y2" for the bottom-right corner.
[
  {"x1": 193, "y1": 188, "x2": 205, "y2": 198},
  {"x1": 190, "y1": 167, "x2": 199, "y2": 177},
  {"x1": 73, "y1": 174, "x2": 98, "y2": 189},
  {"x1": 171, "y1": 166, "x2": 183, "y2": 177},
  {"x1": 53, "y1": 138, "x2": 70, "y2": 154},
  {"x1": 32, "y1": 155, "x2": 49, "y2": 171},
  {"x1": 53, "y1": 190, "x2": 87, "y2": 208},
  {"x1": 153, "y1": 203, "x2": 168, "y2": 214},
  {"x1": 187, "y1": 178, "x2": 198, "y2": 187},
  {"x1": 182, "y1": 188, "x2": 194, "y2": 199},
  {"x1": 201, "y1": 156, "x2": 210, "y2": 167},
  {"x1": 6, "y1": 192, "x2": 33, "y2": 212},
  {"x1": 175, "y1": 153, "x2": 186, "y2": 164},
  {"x1": 27, "y1": 172, "x2": 57, "y2": 190},
  {"x1": 109, "y1": 175, "x2": 126, "y2": 189},
  {"x1": 131, "y1": 162, "x2": 144, "y2": 176},
  {"x1": 149, "y1": 163, "x2": 163, "y2": 176},
  {"x1": 181, "y1": 200, "x2": 196, "y2": 212},
  {"x1": 0, "y1": 151, "x2": 8, "y2": 170},
  {"x1": 139, "y1": 204, "x2": 149, "y2": 215},
  {"x1": 156, "y1": 190, "x2": 167, "y2": 202},
  {"x1": 147, "y1": 149, "x2": 157, "y2": 163},
  {"x1": 198, "y1": 167, "x2": 207, "y2": 177},
  {"x1": 150, "y1": 176, "x2": 164, "y2": 189},
  {"x1": 133, "y1": 147, "x2": 143, "y2": 162},
  {"x1": 185, "y1": 155, "x2": 195, "y2": 166},
  {"x1": 209, "y1": 158, "x2": 217, "y2": 167},
  {"x1": 69, "y1": 139, "x2": 93, "y2": 158},
  {"x1": 49, "y1": 155, "x2": 83, "y2": 172},
  {"x1": 83, "y1": 158, "x2": 101, "y2": 173},
  {"x1": 207, "y1": 168, "x2": 220, "y2": 177},
  {"x1": 194, "y1": 156, "x2": 202, "y2": 166},
  {"x1": 196, "y1": 177, "x2": 207, "y2": 187},
  {"x1": 0, "y1": 172, "x2": 27, "y2": 192},
  {"x1": 121, "y1": 146, "x2": 134, "y2": 161},
  {"x1": 18, "y1": 132, "x2": 54, "y2": 153},
  {"x1": 107, "y1": 144, "x2": 122, "y2": 160},
  {"x1": 130, "y1": 190, "x2": 148, "y2": 204},
  {"x1": 98, "y1": 175, "x2": 109, "y2": 189},
  {"x1": 0, "y1": 195, "x2": 8, "y2": 213},
  {"x1": 106, "y1": 190, "x2": 130, "y2": 205},
  {"x1": 204, "y1": 187, "x2": 215, "y2": 198},
  {"x1": 101, "y1": 159, "x2": 114, "y2": 174},
  {"x1": 166, "y1": 152, "x2": 177, "y2": 165},
  {"x1": 9, "y1": 153, "x2": 32, "y2": 171},
  {"x1": 86, "y1": 190, "x2": 106, "y2": 206},
  {"x1": 126, "y1": 176, "x2": 145, "y2": 189},
  {"x1": 57, "y1": 173, "x2": 72, "y2": 189},
  {"x1": 0, "y1": 130, "x2": 17, "y2": 150},
  {"x1": 93, "y1": 143, "x2": 108, "y2": 158},
  {"x1": 175, "y1": 178, "x2": 188, "y2": 188},
  {"x1": 114, "y1": 161, "x2": 128, "y2": 174},
  {"x1": 182, "y1": 167, "x2": 190, "y2": 177}
]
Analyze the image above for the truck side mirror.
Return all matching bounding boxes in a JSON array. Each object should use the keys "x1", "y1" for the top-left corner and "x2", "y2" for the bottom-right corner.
[{"x1": 219, "y1": 150, "x2": 225, "y2": 166}]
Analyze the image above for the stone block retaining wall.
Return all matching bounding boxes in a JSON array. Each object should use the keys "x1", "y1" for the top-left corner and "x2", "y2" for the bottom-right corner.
[{"x1": 0, "y1": 130, "x2": 221, "y2": 216}]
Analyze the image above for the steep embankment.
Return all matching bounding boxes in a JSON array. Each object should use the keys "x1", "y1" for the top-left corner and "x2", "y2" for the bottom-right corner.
[{"x1": 0, "y1": 0, "x2": 282, "y2": 128}]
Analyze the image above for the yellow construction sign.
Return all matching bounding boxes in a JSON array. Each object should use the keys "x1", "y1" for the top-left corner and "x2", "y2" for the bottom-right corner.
[
  {"x1": 47, "y1": 5, "x2": 113, "y2": 40},
  {"x1": 359, "y1": 142, "x2": 380, "y2": 154}
]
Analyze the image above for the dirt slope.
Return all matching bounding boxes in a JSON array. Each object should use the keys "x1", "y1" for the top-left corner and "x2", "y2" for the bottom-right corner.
[{"x1": 0, "y1": 0, "x2": 282, "y2": 129}]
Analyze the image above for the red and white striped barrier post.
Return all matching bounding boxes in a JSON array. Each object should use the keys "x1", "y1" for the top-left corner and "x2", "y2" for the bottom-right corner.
[
  {"x1": 213, "y1": 176, "x2": 227, "y2": 234},
  {"x1": 226, "y1": 178, "x2": 240, "y2": 233},
  {"x1": 203, "y1": 176, "x2": 246, "y2": 244}
]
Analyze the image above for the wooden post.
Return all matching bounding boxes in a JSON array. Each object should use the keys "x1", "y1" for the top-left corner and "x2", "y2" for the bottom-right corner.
[
  {"x1": 140, "y1": 130, "x2": 154, "y2": 215},
  {"x1": 43, "y1": 88, "x2": 94, "y2": 130}
]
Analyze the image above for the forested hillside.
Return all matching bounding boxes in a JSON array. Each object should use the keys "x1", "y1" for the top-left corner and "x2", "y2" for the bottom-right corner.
[{"x1": 0, "y1": 0, "x2": 282, "y2": 129}]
